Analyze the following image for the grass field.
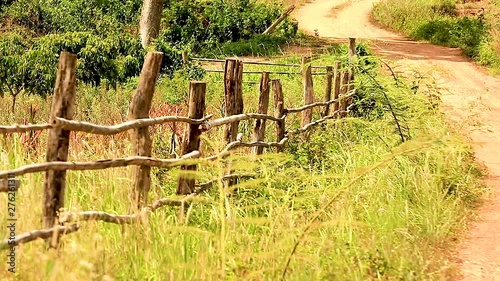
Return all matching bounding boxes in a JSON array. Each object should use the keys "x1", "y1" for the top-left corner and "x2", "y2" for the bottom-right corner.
[
  {"x1": 0, "y1": 44, "x2": 485, "y2": 280},
  {"x1": 373, "y1": 0, "x2": 500, "y2": 73}
]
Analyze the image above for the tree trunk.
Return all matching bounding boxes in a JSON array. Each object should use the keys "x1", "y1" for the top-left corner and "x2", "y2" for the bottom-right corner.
[{"x1": 139, "y1": 0, "x2": 164, "y2": 48}]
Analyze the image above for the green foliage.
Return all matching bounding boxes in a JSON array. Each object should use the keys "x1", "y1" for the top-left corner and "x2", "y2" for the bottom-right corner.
[
  {"x1": 204, "y1": 34, "x2": 289, "y2": 57},
  {"x1": 0, "y1": 49, "x2": 485, "y2": 280},
  {"x1": 0, "y1": 32, "x2": 145, "y2": 97},
  {"x1": 412, "y1": 17, "x2": 485, "y2": 57},
  {"x1": 161, "y1": 0, "x2": 297, "y2": 51},
  {"x1": 4, "y1": 0, "x2": 141, "y2": 34},
  {"x1": 373, "y1": 0, "x2": 493, "y2": 62}
]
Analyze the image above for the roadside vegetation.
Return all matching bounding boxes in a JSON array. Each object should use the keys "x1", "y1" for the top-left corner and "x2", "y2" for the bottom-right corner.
[
  {"x1": 373, "y1": 0, "x2": 500, "y2": 73},
  {"x1": 0, "y1": 41, "x2": 484, "y2": 279},
  {"x1": 0, "y1": 0, "x2": 297, "y2": 112},
  {"x1": 0, "y1": 0, "x2": 486, "y2": 280}
]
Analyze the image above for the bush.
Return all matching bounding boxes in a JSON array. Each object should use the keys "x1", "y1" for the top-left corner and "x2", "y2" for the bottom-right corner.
[
  {"x1": 210, "y1": 34, "x2": 289, "y2": 57},
  {"x1": 4, "y1": 0, "x2": 141, "y2": 34},
  {"x1": 0, "y1": 32, "x2": 145, "y2": 98},
  {"x1": 412, "y1": 17, "x2": 485, "y2": 57},
  {"x1": 161, "y1": 0, "x2": 297, "y2": 51},
  {"x1": 374, "y1": 0, "x2": 489, "y2": 59}
]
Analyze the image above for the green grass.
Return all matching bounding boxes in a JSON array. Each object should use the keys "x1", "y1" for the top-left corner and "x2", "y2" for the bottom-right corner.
[
  {"x1": 373, "y1": 0, "x2": 500, "y2": 72},
  {"x1": 0, "y1": 47, "x2": 484, "y2": 280}
]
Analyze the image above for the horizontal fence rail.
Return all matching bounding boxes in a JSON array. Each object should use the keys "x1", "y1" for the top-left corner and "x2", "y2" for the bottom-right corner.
[{"x1": 0, "y1": 41, "x2": 359, "y2": 250}]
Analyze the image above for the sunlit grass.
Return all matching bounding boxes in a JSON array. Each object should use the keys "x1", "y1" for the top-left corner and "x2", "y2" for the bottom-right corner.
[{"x1": 0, "y1": 49, "x2": 485, "y2": 280}]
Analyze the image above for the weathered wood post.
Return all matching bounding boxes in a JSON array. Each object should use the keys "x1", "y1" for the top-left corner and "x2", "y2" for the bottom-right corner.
[
  {"x1": 43, "y1": 52, "x2": 77, "y2": 234},
  {"x1": 252, "y1": 72, "x2": 270, "y2": 155},
  {"x1": 177, "y1": 81, "x2": 206, "y2": 195},
  {"x1": 182, "y1": 51, "x2": 188, "y2": 66},
  {"x1": 348, "y1": 38, "x2": 356, "y2": 63},
  {"x1": 128, "y1": 51, "x2": 163, "y2": 209},
  {"x1": 223, "y1": 59, "x2": 244, "y2": 187},
  {"x1": 340, "y1": 71, "x2": 350, "y2": 118},
  {"x1": 332, "y1": 61, "x2": 342, "y2": 116},
  {"x1": 347, "y1": 38, "x2": 356, "y2": 111},
  {"x1": 272, "y1": 79, "x2": 285, "y2": 153},
  {"x1": 224, "y1": 59, "x2": 244, "y2": 143},
  {"x1": 322, "y1": 66, "x2": 334, "y2": 117},
  {"x1": 301, "y1": 56, "x2": 314, "y2": 127},
  {"x1": 347, "y1": 69, "x2": 355, "y2": 109}
]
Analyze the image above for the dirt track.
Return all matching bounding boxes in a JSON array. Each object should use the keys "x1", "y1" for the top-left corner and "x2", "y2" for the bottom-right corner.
[{"x1": 294, "y1": 0, "x2": 500, "y2": 280}]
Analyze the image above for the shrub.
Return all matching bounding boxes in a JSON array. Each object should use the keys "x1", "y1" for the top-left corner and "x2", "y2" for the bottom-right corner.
[
  {"x1": 412, "y1": 17, "x2": 485, "y2": 57},
  {"x1": 374, "y1": 0, "x2": 489, "y2": 60},
  {"x1": 4, "y1": 0, "x2": 141, "y2": 35},
  {"x1": 161, "y1": 0, "x2": 297, "y2": 51}
]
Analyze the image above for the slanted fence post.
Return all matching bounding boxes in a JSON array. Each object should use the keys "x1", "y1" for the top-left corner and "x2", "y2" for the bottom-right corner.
[
  {"x1": 177, "y1": 81, "x2": 206, "y2": 195},
  {"x1": 128, "y1": 51, "x2": 163, "y2": 210},
  {"x1": 272, "y1": 79, "x2": 285, "y2": 153},
  {"x1": 252, "y1": 72, "x2": 270, "y2": 155},
  {"x1": 301, "y1": 56, "x2": 314, "y2": 127},
  {"x1": 43, "y1": 52, "x2": 77, "y2": 235},
  {"x1": 322, "y1": 66, "x2": 333, "y2": 117},
  {"x1": 332, "y1": 61, "x2": 341, "y2": 116}
]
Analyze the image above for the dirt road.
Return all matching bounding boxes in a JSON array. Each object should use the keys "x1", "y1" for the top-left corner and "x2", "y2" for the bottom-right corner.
[{"x1": 294, "y1": 0, "x2": 500, "y2": 280}]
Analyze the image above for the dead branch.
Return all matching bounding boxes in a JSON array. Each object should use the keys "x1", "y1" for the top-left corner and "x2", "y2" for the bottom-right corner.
[
  {"x1": 53, "y1": 115, "x2": 213, "y2": 135},
  {"x1": 288, "y1": 110, "x2": 342, "y2": 135},
  {"x1": 0, "y1": 151, "x2": 200, "y2": 179},
  {"x1": 285, "y1": 90, "x2": 355, "y2": 114},
  {"x1": 0, "y1": 179, "x2": 21, "y2": 193},
  {"x1": 205, "y1": 136, "x2": 289, "y2": 161},
  {"x1": 200, "y1": 113, "x2": 284, "y2": 132},
  {"x1": 0, "y1": 224, "x2": 79, "y2": 250},
  {"x1": 0, "y1": 123, "x2": 51, "y2": 134}
]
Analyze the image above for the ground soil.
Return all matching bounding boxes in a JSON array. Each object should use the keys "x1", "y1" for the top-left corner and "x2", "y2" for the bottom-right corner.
[{"x1": 293, "y1": 0, "x2": 500, "y2": 280}]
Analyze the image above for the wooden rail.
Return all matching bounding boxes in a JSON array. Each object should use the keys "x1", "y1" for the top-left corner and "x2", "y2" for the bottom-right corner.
[{"x1": 0, "y1": 44, "x2": 358, "y2": 250}]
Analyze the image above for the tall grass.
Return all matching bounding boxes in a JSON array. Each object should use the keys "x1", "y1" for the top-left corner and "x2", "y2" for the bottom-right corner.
[{"x1": 0, "y1": 48, "x2": 484, "y2": 280}]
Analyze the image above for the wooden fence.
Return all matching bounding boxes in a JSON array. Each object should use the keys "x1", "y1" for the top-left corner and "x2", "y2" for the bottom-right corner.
[{"x1": 0, "y1": 42, "x2": 357, "y2": 250}]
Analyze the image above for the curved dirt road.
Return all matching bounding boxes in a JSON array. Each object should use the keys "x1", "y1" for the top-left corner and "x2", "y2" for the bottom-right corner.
[{"x1": 294, "y1": 0, "x2": 500, "y2": 280}]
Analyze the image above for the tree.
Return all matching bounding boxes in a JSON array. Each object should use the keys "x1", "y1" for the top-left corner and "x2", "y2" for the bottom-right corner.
[{"x1": 139, "y1": 0, "x2": 164, "y2": 48}]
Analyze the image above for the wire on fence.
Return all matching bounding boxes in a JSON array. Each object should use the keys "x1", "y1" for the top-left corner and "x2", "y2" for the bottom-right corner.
[{"x1": 190, "y1": 57, "x2": 327, "y2": 69}]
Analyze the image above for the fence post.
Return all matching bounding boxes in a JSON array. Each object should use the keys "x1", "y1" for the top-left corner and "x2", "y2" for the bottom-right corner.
[
  {"x1": 223, "y1": 59, "x2": 244, "y2": 187},
  {"x1": 252, "y1": 72, "x2": 270, "y2": 155},
  {"x1": 272, "y1": 79, "x2": 285, "y2": 153},
  {"x1": 43, "y1": 52, "x2": 77, "y2": 235},
  {"x1": 340, "y1": 71, "x2": 350, "y2": 118},
  {"x1": 182, "y1": 51, "x2": 188, "y2": 66},
  {"x1": 322, "y1": 66, "x2": 333, "y2": 117},
  {"x1": 301, "y1": 56, "x2": 314, "y2": 127},
  {"x1": 128, "y1": 51, "x2": 163, "y2": 209},
  {"x1": 224, "y1": 59, "x2": 244, "y2": 143},
  {"x1": 348, "y1": 38, "x2": 356, "y2": 63},
  {"x1": 347, "y1": 68, "x2": 355, "y2": 109},
  {"x1": 332, "y1": 61, "x2": 341, "y2": 116},
  {"x1": 177, "y1": 81, "x2": 206, "y2": 195}
]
